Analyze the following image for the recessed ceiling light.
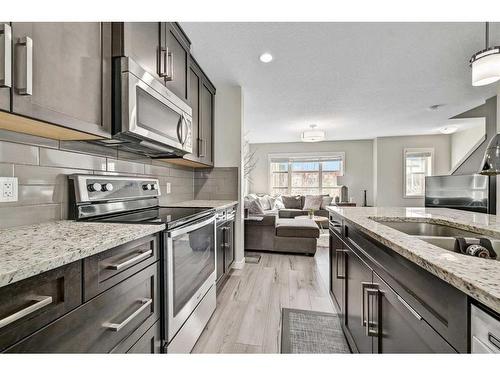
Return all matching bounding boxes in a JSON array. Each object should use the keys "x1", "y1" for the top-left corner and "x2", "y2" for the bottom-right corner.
[
  {"x1": 440, "y1": 126, "x2": 458, "y2": 134},
  {"x1": 259, "y1": 53, "x2": 273, "y2": 63},
  {"x1": 428, "y1": 104, "x2": 444, "y2": 111}
]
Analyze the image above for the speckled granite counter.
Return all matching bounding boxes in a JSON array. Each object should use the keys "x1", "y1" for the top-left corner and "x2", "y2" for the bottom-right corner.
[
  {"x1": 168, "y1": 200, "x2": 238, "y2": 210},
  {"x1": 327, "y1": 206, "x2": 500, "y2": 313},
  {"x1": 0, "y1": 221, "x2": 165, "y2": 288}
]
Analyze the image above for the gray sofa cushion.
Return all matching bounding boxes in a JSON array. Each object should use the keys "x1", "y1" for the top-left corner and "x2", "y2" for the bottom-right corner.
[
  {"x1": 275, "y1": 218, "x2": 320, "y2": 238},
  {"x1": 278, "y1": 208, "x2": 305, "y2": 218},
  {"x1": 282, "y1": 195, "x2": 303, "y2": 209},
  {"x1": 247, "y1": 199, "x2": 264, "y2": 214},
  {"x1": 303, "y1": 195, "x2": 323, "y2": 210},
  {"x1": 321, "y1": 196, "x2": 334, "y2": 209}
]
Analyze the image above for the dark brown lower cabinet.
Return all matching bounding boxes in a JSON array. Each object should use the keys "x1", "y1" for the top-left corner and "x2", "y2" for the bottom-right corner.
[
  {"x1": 372, "y1": 273, "x2": 456, "y2": 353},
  {"x1": 329, "y1": 226, "x2": 345, "y2": 317},
  {"x1": 126, "y1": 321, "x2": 162, "y2": 354},
  {"x1": 344, "y1": 246, "x2": 373, "y2": 353},
  {"x1": 6, "y1": 262, "x2": 159, "y2": 353}
]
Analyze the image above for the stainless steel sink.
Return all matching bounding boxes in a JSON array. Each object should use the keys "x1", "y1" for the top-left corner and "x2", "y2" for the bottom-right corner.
[{"x1": 376, "y1": 221, "x2": 481, "y2": 238}]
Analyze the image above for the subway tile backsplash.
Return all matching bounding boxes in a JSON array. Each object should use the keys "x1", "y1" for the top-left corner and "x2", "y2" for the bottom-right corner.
[
  {"x1": 194, "y1": 167, "x2": 238, "y2": 201},
  {"x1": 0, "y1": 129, "x2": 199, "y2": 229}
]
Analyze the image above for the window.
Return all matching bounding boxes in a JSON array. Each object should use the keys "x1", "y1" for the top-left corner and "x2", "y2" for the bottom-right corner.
[
  {"x1": 269, "y1": 153, "x2": 344, "y2": 198},
  {"x1": 404, "y1": 148, "x2": 433, "y2": 198}
]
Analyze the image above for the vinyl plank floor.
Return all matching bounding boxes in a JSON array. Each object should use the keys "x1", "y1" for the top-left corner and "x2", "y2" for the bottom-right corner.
[{"x1": 192, "y1": 247, "x2": 335, "y2": 353}]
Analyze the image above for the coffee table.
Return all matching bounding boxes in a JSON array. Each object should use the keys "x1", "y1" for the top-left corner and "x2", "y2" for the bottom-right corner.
[{"x1": 295, "y1": 215, "x2": 329, "y2": 229}]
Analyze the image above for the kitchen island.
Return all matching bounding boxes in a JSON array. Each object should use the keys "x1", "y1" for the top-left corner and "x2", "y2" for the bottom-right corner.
[{"x1": 326, "y1": 206, "x2": 500, "y2": 353}]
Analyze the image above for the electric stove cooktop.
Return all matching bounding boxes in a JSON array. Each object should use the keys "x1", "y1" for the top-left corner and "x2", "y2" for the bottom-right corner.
[{"x1": 90, "y1": 206, "x2": 215, "y2": 230}]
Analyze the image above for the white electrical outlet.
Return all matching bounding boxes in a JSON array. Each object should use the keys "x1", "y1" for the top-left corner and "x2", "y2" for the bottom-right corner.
[
  {"x1": 0, "y1": 177, "x2": 18, "y2": 202},
  {"x1": 166, "y1": 182, "x2": 171, "y2": 194}
]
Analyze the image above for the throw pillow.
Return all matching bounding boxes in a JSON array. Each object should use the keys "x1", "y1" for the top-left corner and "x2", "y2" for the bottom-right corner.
[
  {"x1": 321, "y1": 196, "x2": 334, "y2": 209},
  {"x1": 273, "y1": 195, "x2": 285, "y2": 209},
  {"x1": 282, "y1": 195, "x2": 302, "y2": 209},
  {"x1": 257, "y1": 196, "x2": 271, "y2": 210},
  {"x1": 247, "y1": 199, "x2": 264, "y2": 215},
  {"x1": 303, "y1": 195, "x2": 323, "y2": 210}
]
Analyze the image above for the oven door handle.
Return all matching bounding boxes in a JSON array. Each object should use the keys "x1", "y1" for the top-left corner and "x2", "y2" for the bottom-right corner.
[{"x1": 168, "y1": 215, "x2": 216, "y2": 238}]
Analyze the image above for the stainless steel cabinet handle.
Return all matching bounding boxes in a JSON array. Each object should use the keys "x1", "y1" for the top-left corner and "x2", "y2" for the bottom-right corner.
[
  {"x1": 107, "y1": 250, "x2": 153, "y2": 270},
  {"x1": 157, "y1": 47, "x2": 167, "y2": 77},
  {"x1": 365, "y1": 288, "x2": 379, "y2": 337},
  {"x1": 0, "y1": 24, "x2": 12, "y2": 88},
  {"x1": 103, "y1": 298, "x2": 152, "y2": 332},
  {"x1": 198, "y1": 138, "x2": 204, "y2": 157},
  {"x1": 335, "y1": 249, "x2": 347, "y2": 279},
  {"x1": 488, "y1": 333, "x2": 500, "y2": 350},
  {"x1": 397, "y1": 295, "x2": 422, "y2": 321},
  {"x1": 15, "y1": 36, "x2": 32, "y2": 95},
  {"x1": 361, "y1": 282, "x2": 376, "y2": 326},
  {"x1": 165, "y1": 50, "x2": 173, "y2": 81},
  {"x1": 0, "y1": 295, "x2": 52, "y2": 329}
]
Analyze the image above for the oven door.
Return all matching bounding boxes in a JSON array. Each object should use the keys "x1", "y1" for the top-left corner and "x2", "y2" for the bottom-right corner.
[
  {"x1": 166, "y1": 215, "x2": 216, "y2": 342},
  {"x1": 119, "y1": 59, "x2": 192, "y2": 155}
]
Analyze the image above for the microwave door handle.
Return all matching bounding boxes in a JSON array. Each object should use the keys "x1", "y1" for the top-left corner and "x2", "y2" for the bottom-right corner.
[
  {"x1": 182, "y1": 116, "x2": 189, "y2": 144},
  {"x1": 177, "y1": 116, "x2": 183, "y2": 144}
]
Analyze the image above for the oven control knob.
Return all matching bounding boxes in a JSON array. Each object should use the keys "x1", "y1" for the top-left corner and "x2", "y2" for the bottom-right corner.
[
  {"x1": 102, "y1": 183, "x2": 114, "y2": 192},
  {"x1": 143, "y1": 184, "x2": 152, "y2": 191},
  {"x1": 152, "y1": 183, "x2": 159, "y2": 190},
  {"x1": 88, "y1": 183, "x2": 102, "y2": 192}
]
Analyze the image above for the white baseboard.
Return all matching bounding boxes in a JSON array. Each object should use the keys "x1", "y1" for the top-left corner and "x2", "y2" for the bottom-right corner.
[{"x1": 232, "y1": 257, "x2": 246, "y2": 269}]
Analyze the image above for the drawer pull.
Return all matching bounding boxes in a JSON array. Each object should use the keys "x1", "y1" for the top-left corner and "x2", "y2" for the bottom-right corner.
[
  {"x1": 0, "y1": 295, "x2": 53, "y2": 329},
  {"x1": 107, "y1": 250, "x2": 153, "y2": 270},
  {"x1": 103, "y1": 298, "x2": 152, "y2": 332},
  {"x1": 397, "y1": 295, "x2": 422, "y2": 320},
  {"x1": 488, "y1": 333, "x2": 500, "y2": 350}
]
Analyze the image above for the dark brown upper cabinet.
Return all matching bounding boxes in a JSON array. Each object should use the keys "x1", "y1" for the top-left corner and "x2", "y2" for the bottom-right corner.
[
  {"x1": 0, "y1": 22, "x2": 112, "y2": 140},
  {"x1": 0, "y1": 23, "x2": 10, "y2": 112},
  {"x1": 113, "y1": 22, "x2": 190, "y2": 104},
  {"x1": 178, "y1": 56, "x2": 215, "y2": 167}
]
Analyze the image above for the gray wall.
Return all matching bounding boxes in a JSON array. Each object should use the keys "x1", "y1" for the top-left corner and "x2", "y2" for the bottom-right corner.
[
  {"x1": 194, "y1": 167, "x2": 238, "y2": 200},
  {"x1": 374, "y1": 134, "x2": 451, "y2": 207},
  {"x1": 249, "y1": 140, "x2": 374, "y2": 206},
  {"x1": 0, "y1": 130, "x2": 196, "y2": 229}
]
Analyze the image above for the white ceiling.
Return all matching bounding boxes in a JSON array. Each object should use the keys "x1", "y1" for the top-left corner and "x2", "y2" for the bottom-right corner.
[{"x1": 181, "y1": 22, "x2": 500, "y2": 144}]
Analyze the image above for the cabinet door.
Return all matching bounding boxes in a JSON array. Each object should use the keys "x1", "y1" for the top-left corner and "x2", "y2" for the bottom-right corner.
[
  {"x1": 126, "y1": 321, "x2": 162, "y2": 354},
  {"x1": 163, "y1": 23, "x2": 189, "y2": 102},
  {"x1": 345, "y1": 247, "x2": 373, "y2": 353},
  {"x1": 329, "y1": 228, "x2": 345, "y2": 316},
  {"x1": 118, "y1": 22, "x2": 163, "y2": 84},
  {"x1": 0, "y1": 22, "x2": 10, "y2": 112},
  {"x1": 224, "y1": 221, "x2": 235, "y2": 273},
  {"x1": 11, "y1": 22, "x2": 110, "y2": 137},
  {"x1": 372, "y1": 273, "x2": 456, "y2": 353},
  {"x1": 216, "y1": 225, "x2": 225, "y2": 282},
  {"x1": 200, "y1": 82, "x2": 214, "y2": 165},
  {"x1": 188, "y1": 64, "x2": 200, "y2": 160}
]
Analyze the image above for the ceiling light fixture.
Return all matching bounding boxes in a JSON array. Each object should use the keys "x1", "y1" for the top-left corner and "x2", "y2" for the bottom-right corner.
[
  {"x1": 470, "y1": 22, "x2": 500, "y2": 86},
  {"x1": 440, "y1": 126, "x2": 458, "y2": 134},
  {"x1": 259, "y1": 52, "x2": 273, "y2": 63},
  {"x1": 301, "y1": 124, "x2": 325, "y2": 143}
]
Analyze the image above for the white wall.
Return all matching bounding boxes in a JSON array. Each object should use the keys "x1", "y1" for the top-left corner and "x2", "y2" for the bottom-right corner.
[
  {"x1": 374, "y1": 134, "x2": 451, "y2": 207},
  {"x1": 249, "y1": 140, "x2": 374, "y2": 206},
  {"x1": 214, "y1": 85, "x2": 245, "y2": 268},
  {"x1": 450, "y1": 122, "x2": 485, "y2": 171}
]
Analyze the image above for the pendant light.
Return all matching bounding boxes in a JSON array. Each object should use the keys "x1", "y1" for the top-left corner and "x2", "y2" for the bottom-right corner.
[
  {"x1": 301, "y1": 124, "x2": 325, "y2": 142},
  {"x1": 470, "y1": 22, "x2": 500, "y2": 87}
]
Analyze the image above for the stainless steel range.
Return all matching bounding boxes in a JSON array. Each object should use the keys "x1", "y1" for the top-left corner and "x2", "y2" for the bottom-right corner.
[{"x1": 69, "y1": 174, "x2": 216, "y2": 353}]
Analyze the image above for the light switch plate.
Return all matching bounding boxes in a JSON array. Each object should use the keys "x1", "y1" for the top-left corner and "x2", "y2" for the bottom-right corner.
[
  {"x1": 166, "y1": 182, "x2": 171, "y2": 194},
  {"x1": 0, "y1": 177, "x2": 18, "y2": 202}
]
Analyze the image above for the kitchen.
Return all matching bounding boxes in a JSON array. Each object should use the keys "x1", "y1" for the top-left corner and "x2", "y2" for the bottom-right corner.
[{"x1": 1, "y1": 1, "x2": 500, "y2": 374}]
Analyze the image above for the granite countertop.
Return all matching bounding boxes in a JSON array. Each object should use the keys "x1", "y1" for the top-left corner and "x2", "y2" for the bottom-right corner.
[
  {"x1": 326, "y1": 206, "x2": 500, "y2": 313},
  {"x1": 0, "y1": 221, "x2": 165, "y2": 288},
  {"x1": 168, "y1": 199, "x2": 238, "y2": 210}
]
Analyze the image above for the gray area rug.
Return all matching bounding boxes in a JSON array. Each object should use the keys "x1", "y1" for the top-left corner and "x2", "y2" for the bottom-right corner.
[{"x1": 281, "y1": 308, "x2": 350, "y2": 354}]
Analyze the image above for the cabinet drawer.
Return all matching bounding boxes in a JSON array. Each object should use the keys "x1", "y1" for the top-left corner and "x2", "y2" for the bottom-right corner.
[
  {"x1": 344, "y1": 223, "x2": 467, "y2": 352},
  {"x1": 126, "y1": 320, "x2": 161, "y2": 353},
  {"x1": 6, "y1": 262, "x2": 159, "y2": 353},
  {"x1": 83, "y1": 234, "x2": 159, "y2": 301},
  {"x1": 0, "y1": 261, "x2": 82, "y2": 351}
]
